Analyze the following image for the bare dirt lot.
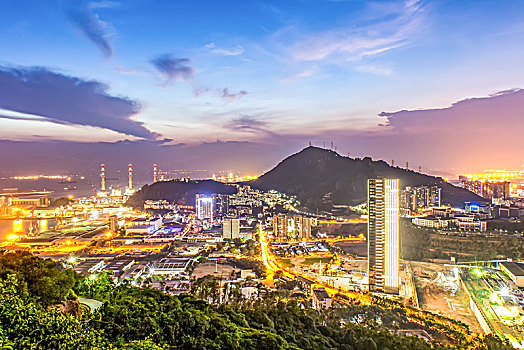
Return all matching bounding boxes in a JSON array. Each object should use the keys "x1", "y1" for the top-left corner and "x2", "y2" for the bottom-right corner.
[
  {"x1": 192, "y1": 262, "x2": 236, "y2": 279},
  {"x1": 410, "y1": 261, "x2": 482, "y2": 333},
  {"x1": 335, "y1": 241, "x2": 367, "y2": 257}
]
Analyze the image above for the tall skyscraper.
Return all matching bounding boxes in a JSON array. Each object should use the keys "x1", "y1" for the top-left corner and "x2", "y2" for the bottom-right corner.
[
  {"x1": 368, "y1": 178, "x2": 399, "y2": 294},
  {"x1": 196, "y1": 194, "x2": 214, "y2": 221}
]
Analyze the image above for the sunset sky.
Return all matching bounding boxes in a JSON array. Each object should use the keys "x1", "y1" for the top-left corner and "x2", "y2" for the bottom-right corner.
[{"x1": 1, "y1": 0, "x2": 524, "y2": 176}]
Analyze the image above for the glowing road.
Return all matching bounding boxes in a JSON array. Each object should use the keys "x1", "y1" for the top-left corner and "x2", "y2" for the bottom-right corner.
[{"x1": 258, "y1": 225, "x2": 372, "y2": 304}]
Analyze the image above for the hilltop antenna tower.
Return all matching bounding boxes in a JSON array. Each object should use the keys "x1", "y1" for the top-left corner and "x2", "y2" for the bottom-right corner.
[
  {"x1": 392, "y1": 160, "x2": 395, "y2": 166},
  {"x1": 100, "y1": 164, "x2": 106, "y2": 191},
  {"x1": 128, "y1": 164, "x2": 133, "y2": 190}
]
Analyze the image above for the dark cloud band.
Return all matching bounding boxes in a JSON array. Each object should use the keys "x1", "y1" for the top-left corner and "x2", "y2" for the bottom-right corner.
[{"x1": 0, "y1": 66, "x2": 159, "y2": 139}]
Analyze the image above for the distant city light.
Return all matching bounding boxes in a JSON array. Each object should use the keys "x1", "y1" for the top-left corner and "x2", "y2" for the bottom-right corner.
[{"x1": 11, "y1": 175, "x2": 70, "y2": 180}]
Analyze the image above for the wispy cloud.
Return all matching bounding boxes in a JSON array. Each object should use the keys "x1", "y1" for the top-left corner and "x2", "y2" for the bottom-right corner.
[
  {"x1": 150, "y1": 54, "x2": 194, "y2": 86},
  {"x1": 221, "y1": 88, "x2": 248, "y2": 102},
  {"x1": 205, "y1": 43, "x2": 245, "y2": 56},
  {"x1": 354, "y1": 64, "x2": 395, "y2": 76},
  {"x1": 281, "y1": 67, "x2": 318, "y2": 82},
  {"x1": 150, "y1": 54, "x2": 248, "y2": 102},
  {"x1": 87, "y1": 1, "x2": 120, "y2": 9},
  {"x1": 226, "y1": 116, "x2": 272, "y2": 134},
  {"x1": 0, "y1": 66, "x2": 158, "y2": 139},
  {"x1": 291, "y1": 0, "x2": 425, "y2": 63},
  {"x1": 65, "y1": 0, "x2": 115, "y2": 59}
]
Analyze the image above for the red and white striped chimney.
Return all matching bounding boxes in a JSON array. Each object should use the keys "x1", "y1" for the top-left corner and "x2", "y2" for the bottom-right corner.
[
  {"x1": 101, "y1": 164, "x2": 106, "y2": 191},
  {"x1": 128, "y1": 164, "x2": 133, "y2": 190}
]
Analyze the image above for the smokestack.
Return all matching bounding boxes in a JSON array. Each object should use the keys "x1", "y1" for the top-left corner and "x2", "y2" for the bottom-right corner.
[
  {"x1": 153, "y1": 164, "x2": 157, "y2": 183},
  {"x1": 101, "y1": 164, "x2": 106, "y2": 191},
  {"x1": 128, "y1": 164, "x2": 133, "y2": 190}
]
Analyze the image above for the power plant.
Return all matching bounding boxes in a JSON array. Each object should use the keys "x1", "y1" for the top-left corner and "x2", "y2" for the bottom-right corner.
[{"x1": 97, "y1": 163, "x2": 162, "y2": 197}]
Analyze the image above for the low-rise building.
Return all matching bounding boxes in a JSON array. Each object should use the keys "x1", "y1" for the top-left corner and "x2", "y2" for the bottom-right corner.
[
  {"x1": 412, "y1": 213, "x2": 487, "y2": 232},
  {"x1": 73, "y1": 259, "x2": 105, "y2": 275},
  {"x1": 500, "y1": 262, "x2": 524, "y2": 288},
  {"x1": 493, "y1": 205, "x2": 524, "y2": 218},
  {"x1": 312, "y1": 288, "x2": 332, "y2": 310},
  {"x1": 455, "y1": 215, "x2": 487, "y2": 232},
  {"x1": 149, "y1": 257, "x2": 193, "y2": 277},
  {"x1": 126, "y1": 217, "x2": 162, "y2": 235},
  {"x1": 411, "y1": 216, "x2": 451, "y2": 229}
]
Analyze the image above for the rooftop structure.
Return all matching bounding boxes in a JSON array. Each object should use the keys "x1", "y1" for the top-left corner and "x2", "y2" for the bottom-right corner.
[
  {"x1": 500, "y1": 262, "x2": 524, "y2": 287},
  {"x1": 312, "y1": 287, "x2": 332, "y2": 310}
]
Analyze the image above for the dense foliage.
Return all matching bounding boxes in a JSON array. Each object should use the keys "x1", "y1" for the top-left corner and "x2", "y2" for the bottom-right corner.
[
  {"x1": 0, "y1": 275, "x2": 105, "y2": 349},
  {"x1": 487, "y1": 217, "x2": 524, "y2": 234},
  {"x1": 0, "y1": 251, "x2": 514, "y2": 349},
  {"x1": 0, "y1": 251, "x2": 78, "y2": 306}
]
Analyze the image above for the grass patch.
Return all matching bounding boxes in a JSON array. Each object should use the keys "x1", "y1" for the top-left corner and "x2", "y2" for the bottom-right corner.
[
  {"x1": 301, "y1": 257, "x2": 332, "y2": 266},
  {"x1": 277, "y1": 258, "x2": 293, "y2": 268}
]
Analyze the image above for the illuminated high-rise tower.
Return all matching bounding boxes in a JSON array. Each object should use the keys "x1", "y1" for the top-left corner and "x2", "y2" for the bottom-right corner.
[
  {"x1": 195, "y1": 194, "x2": 213, "y2": 221},
  {"x1": 368, "y1": 178, "x2": 399, "y2": 294}
]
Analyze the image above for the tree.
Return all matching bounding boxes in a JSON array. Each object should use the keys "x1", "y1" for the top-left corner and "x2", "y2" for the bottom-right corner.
[
  {"x1": 191, "y1": 275, "x2": 221, "y2": 304},
  {"x1": 0, "y1": 275, "x2": 106, "y2": 349},
  {"x1": 0, "y1": 251, "x2": 78, "y2": 306},
  {"x1": 75, "y1": 270, "x2": 115, "y2": 300}
]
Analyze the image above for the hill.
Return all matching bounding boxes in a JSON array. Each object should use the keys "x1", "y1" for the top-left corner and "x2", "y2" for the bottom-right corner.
[
  {"x1": 251, "y1": 146, "x2": 484, "y2": 210},
  {"x1": 126, "y1": 179, "x2": 236, "y2": 209}
]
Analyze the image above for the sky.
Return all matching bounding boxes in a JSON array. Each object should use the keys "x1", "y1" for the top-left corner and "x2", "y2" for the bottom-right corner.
[{"x1": 1, "y1": 0, "x2": 524, "y2": 177}]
